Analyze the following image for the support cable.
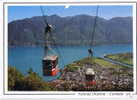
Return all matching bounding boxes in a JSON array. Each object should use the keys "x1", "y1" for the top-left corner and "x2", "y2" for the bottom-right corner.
[
  {"x1": 90, "y1": 6, "x2": 99, "y2": 47},
  {"x1": 40, "y1": 6, "x2": 65, "y2": 67}
]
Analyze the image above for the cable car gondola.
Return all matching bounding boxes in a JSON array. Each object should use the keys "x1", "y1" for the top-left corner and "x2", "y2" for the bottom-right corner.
[{"x1": 40, "y1": 6, "x2": 59, "y2": 76}]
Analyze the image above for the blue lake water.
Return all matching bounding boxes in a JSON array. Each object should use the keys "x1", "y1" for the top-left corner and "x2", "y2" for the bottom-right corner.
[{"x1": 8, "y1": 44, "x2": 133, "y2": 81}]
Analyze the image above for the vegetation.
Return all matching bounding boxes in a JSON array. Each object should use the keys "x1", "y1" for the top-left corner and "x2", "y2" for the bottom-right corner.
[
  {"x1": 65, "y1": 65, "x2": 80, "y2": 72},
  {"x1": 64, "y1": 57, "x2": 94, "y2": 72},
  {"x1": 8, "y1": 53, "x2": 133, "y2": 91},
  {"x1": 8, "y1": 15, "x2": 132, "y2": 46},
  {"x1": 105, "y1": 52, "x2": 133, "y2": 65},
  {"x1": 74, "y1": 57, "x2": 94, "y2": 65},
  {"x1": 8, "y1": 66, "x2": 57, "y2": 91},
  {"x1": 8, "y1": 67, "x2": 24, "y2": 90},
  {"x1": 94, "y1": 57, "x2": 125, "y2": 68},
  {"x1": 65, "y1": 57, "x2": 124, "y2": 70},
  {"x1": 59, "y1": 55, "x2": 133, "y2": 91}
]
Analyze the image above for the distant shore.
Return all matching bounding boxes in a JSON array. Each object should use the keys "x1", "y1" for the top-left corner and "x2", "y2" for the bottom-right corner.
[
  {"x1": 8, "y1": 43, "x2": 133, "y2": 49},
  {"x1": 8, "y1": 42, "x2": 132, "y2": 47}
]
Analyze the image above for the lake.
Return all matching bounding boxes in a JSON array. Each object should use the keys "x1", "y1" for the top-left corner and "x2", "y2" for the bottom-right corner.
[{"x1": 8, "y1": 44, "x2": 133, "y2": 81}]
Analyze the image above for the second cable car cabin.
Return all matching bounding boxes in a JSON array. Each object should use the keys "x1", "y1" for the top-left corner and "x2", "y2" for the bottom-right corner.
[
  {"x1": 42, "y1": 55, "x2": 58, "y2": 76},
  {"x1": 85, "y1": 68, "x2": 96, "y2": 85}
]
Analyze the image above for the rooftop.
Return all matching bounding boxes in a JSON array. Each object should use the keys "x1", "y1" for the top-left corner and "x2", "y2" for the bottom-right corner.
[
  {"x1": 43, "y1": 55, "x2": 58, "y2": 61},
  {"x1": 85, "y1": 68, "x2": 95, "y2": 75}
]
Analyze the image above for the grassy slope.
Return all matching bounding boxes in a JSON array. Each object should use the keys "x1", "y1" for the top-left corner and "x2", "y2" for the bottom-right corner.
[
  {"x1": 93, "y1": 58, "x2": 125, "y2": 68},
  {"x1": 65, "y1": 57, "x2": 124, "y2": 72},
  {"x1": 105, "y1": 52, "x2": 133, "y2": 65}
]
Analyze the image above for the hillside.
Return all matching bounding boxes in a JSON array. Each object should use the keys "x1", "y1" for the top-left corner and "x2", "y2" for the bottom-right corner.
[{"x1": 8, "y1": 15, "x2": 133, "y2": 46}]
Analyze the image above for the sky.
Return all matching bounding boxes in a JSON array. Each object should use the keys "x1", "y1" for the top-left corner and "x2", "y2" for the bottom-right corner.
[{"x1": 8, "y1": 5, "x2": 132, "y2": 22}]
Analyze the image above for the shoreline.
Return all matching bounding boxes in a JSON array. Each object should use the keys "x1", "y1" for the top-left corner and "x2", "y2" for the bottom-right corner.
[{"x1": 8, "y1": 43, "x2": 132, "y2": 48}]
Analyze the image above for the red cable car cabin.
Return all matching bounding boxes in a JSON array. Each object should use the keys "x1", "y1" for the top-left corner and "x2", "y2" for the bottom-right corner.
[{"x1": 42, "y1": 55, "x2": 58, "y2": 76}]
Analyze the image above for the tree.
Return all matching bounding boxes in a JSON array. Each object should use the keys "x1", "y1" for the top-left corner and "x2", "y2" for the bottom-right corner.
[
  {"x1": 8, "y1": 67, "x2": 23, "y2": 90},
  {"x1": 8, "y1": 66, "x2": 57, "y2": 91}
]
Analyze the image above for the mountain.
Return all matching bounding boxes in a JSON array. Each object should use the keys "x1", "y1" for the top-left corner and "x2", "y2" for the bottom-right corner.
[{"x1": 8, "y1": 15, "x2": 133, "y2": 46}]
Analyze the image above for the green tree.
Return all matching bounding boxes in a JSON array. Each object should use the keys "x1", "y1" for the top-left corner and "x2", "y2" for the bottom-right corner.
[
  {"x1": 8, "y1": 66, "x2": 57, "y2": 91},
  {"x1": 8, "y1": 67, "x2": 23, "y2": 90}
]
